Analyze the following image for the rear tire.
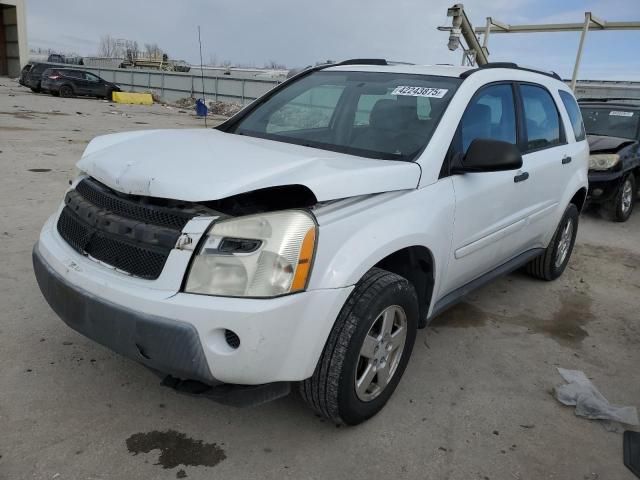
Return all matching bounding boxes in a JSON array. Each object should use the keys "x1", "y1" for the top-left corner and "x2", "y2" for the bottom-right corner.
[
  {"x1": 300, "y1": 268, "x2": 418, "y2": 425},
  {"x1": 59, "y1": 85, "x2": 74, "y2": 98},
  {"x1": 604, "y1": 173, "x2": 636, "y2": 222},
  {"x1": 526, "y1": 204, "x2": 579, "y2": 281}
]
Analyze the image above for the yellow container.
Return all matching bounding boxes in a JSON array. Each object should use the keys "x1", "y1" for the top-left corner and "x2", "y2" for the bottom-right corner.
[{"x1": 112, "y1": 92, "x2": 154, "y2": 105}]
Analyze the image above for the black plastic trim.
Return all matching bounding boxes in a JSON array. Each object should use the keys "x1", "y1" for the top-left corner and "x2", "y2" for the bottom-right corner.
[
  {"x1": 428, "y1": 248, "x2": 544, "y2": 321},
  {"x1": 161, "y1": 376, "x2": 291, "y2": 408},
  {"x1": 460, "y1": 62, "x2": 562, "y2": 81}
]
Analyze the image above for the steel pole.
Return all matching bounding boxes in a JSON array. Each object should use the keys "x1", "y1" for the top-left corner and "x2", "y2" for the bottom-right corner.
[
  {"x1": 482, "y1": 17, "x2": 492, "y2": 49},
  {"x1": 571, "y1": 13, "x2": 591, "y2": 91}
]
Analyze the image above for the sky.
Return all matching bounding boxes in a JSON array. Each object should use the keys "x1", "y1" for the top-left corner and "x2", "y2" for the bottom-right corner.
[{"x1": 25, "y1": 0, "x2": 640, "y2": 80}]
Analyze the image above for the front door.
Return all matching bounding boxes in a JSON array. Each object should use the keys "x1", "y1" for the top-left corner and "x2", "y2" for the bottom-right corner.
[
  {"x1": 439, "y1": 83, "x2": 530, "y2": 296},
  {"x1": 83, "y1": 72, "x2": 105, "y2": 97}
]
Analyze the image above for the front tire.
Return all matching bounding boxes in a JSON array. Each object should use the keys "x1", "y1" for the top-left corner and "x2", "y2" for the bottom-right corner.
[
  {"x1": 300, "y1": 268, "x2": 418, "y2": 425},
  {"x1": 526, "y1": 204, "x2": 579, "y2": 281},
  {"x1": 605, "y1": 173, "x2": 636, "y2": 222}
]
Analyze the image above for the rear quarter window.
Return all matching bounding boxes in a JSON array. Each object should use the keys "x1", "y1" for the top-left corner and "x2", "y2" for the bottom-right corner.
[{"x1": 559, "y1": 91, "x2": 586, "y2": 142}]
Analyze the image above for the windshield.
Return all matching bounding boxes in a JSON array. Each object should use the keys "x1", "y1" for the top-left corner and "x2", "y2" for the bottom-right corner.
[
  {"x1": 581, "y1": 106, "x2": 640, "y2": 140},
  {"x1": 228, "y1": 70, "x2": 462, "y2": 161}
]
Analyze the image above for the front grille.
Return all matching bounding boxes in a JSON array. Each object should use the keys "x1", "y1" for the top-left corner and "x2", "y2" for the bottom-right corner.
[
  {"x1": 56, "y1": 177, "x2": 215, "y2": 280},
  {"x1": 75, "y1": 178, "x2": 202, "y2": 230}
]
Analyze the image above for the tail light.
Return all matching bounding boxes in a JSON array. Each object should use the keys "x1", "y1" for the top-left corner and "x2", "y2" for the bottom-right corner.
[{"x1": 48, "y1": 75, "x2": 60, "y2": 80}]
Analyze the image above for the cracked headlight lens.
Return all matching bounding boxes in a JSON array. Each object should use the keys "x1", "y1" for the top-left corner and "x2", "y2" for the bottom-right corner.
[
  {"x1": 184, "y1": 210, "x2": 316, "y2": 297},
  {"x1": 589, "y1": 153, "x2": 620, "y2": 171}
]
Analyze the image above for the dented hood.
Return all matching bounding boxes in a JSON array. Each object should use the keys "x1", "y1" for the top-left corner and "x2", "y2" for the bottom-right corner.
[
  {"x1": 587, "y1": 134, "x2": 636, "y2": 153},
  {"x1": 77, "y1": 129, "x2": 421, "y2": 202}
]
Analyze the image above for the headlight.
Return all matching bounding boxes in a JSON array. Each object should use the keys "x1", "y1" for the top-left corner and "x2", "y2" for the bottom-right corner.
[
  {"x1": 589, "y1": 153, "x2": 620, "y2": 171},
  {"x1": 184, "y1": 210, "x2": 316, "y2": 297}
]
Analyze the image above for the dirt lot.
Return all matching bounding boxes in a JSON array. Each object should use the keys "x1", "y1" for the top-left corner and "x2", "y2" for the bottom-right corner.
[{"x1": 1, "y1": 77, "x2": 639, "y2": 480}]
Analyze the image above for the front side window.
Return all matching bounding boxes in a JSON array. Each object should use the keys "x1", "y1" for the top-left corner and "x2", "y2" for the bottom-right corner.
[
  {"x1": 84, "y1": 72, "x2": 100, "y2": 82},
  {"x1": 581, "y1": 106, "x2": 639, "y2": 140},
  {"x1": 229, "y1": 71, "x2": 462, "y2": 161},
  {"x1": 459, "y1": 83, "x2": 517, "y2": 154},
  {"x1": 521, "y1": 84, "x2": 562, "y2": 150},
  {"x1": 559, "y1": 91, "x2": 586, "y2": 141}
]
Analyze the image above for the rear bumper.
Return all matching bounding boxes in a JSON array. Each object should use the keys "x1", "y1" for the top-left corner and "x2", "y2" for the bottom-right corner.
[{"x1": 33, "y1": 244, "x2": 217, "y2": 384}]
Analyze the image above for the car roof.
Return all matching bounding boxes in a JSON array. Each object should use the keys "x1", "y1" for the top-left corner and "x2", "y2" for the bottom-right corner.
[
  {"x1": 323, "y1": 63, "x2": 472, "y2": 78},
  {"x1": 321, "y1": 62, "x2": 564, "y2": 85}
]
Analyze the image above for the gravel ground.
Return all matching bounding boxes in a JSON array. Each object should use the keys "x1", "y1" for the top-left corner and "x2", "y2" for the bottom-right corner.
[{"x1": 0, "y1": 77, "x2": 639, "y2": 480}]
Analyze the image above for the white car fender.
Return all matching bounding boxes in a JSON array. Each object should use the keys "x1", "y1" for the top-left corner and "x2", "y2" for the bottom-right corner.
[{"x1": 309, "y1": 180, "x2": 456, "y2": 312}]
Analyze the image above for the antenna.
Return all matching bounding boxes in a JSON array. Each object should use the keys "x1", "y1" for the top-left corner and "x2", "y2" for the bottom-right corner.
[{"x1": 198, "y1": 25, "x2": 207, "y2": 128}]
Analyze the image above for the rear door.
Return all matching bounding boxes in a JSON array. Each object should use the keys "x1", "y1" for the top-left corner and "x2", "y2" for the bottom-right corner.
[
  {"x1": 440, "y1": 82, "x2": 530, "y2": 295},
  {"x1": 511, "y1": 83, "x2": 570, "y2": 249},
  {"x1": 64, "y1": 70, "x2": 86, "y2": 93}
]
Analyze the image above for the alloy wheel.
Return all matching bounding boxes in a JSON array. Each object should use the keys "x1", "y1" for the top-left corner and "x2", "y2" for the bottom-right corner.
[
  {"x1": 354, "y1": 305, "x2": 408, "y2": 402},
  {"x1": 554, "y1": 218, "x2": 574, "y2": 269},
  {"x1": 621, "y1": 178, "x2": 634, "y2": 214}
]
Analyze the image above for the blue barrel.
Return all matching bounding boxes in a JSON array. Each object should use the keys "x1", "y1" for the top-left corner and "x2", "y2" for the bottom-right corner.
[{"x1": 195, "y1": 99, "x2": 208, "y2": 117}]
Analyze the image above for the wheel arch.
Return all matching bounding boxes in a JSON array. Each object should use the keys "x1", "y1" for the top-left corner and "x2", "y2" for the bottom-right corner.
[
  {"x1": 372, "y1": 245, "x2": 435, "y2": 328},
  {"x1": 570, "y1": 187, "x2": 588, "y2": 212}
]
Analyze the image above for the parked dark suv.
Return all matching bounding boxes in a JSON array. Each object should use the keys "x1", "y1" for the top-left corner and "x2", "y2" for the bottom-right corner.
[
  {"x1": 41, "y1": 68, "x2": 121, "y2": 100},
  {"x1": 23, "y1": 62, "x2": 57, "y2": 92},
  {"x1": 579, "y1": 98, "x2": 640, "y2": 222}
]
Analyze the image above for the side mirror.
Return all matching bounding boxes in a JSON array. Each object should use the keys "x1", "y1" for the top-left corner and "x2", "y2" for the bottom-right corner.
[{"x1": 453, "y1": 138, "x2": 522, "y2": 173}]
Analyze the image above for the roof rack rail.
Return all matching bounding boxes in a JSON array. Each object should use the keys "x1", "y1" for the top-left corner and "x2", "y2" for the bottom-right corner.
[
  {"x1": 460, "y1": 62, "x2": 562, "y2": 81},
  {"x1": 335, "y1": 58, "x2": 389, "y2": 66}
]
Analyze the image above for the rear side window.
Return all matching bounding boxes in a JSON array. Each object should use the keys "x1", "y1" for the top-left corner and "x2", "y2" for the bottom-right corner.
[
  {"x1": 521, "y1": 84, "x2": 562, "y2": 151},
  {"x1": 559, "y1": 91, "x2": 586, "y2": 141},
  {"x1": 459, "y1": 84, "x2": 517, "y2": 153}
]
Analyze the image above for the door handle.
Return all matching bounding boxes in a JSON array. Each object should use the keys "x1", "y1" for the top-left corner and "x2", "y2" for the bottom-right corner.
[
  {"x1": 562, "y1": 156, "x2": 572, "y2": 165},
  {"x1": 514, "y1": 172, "x2": 529, "y2": 183}
]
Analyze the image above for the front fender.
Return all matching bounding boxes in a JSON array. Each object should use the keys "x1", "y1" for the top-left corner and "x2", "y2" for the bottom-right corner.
[{"x1": 308, "y1": 181, "x2": 456, "y2": 310}]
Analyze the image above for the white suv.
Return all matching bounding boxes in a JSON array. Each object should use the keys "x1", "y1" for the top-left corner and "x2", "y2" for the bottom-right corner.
[{"x1": 33, "y1": 60, "x2": 588, "y2": 425}]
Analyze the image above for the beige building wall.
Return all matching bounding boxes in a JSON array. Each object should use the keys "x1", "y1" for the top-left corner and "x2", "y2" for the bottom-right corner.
[{"x1": 1, "y1": 0, "x2": 27, "y2": 77}]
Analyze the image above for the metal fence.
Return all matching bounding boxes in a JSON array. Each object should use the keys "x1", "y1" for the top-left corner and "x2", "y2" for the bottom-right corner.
[{"x1": 81, "y1": 66, "x2": 281, "y2": 104}]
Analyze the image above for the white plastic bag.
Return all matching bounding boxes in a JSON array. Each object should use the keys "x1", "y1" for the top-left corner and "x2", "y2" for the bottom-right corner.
[{"x1": 554, "y1": 368, "x2": 639, "y2": 426}]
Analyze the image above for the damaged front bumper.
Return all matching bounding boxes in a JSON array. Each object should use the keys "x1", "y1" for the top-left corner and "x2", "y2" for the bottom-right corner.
[{"x1": 32, "y1": 215, "x2": 353, "y2": 404}]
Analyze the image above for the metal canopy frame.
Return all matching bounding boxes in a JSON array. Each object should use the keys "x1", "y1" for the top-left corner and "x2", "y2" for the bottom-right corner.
[
  {"x1": 477, "y1": 12, "x2": 640, "y2": 90},
  {"x1": 439, "y1": 4, "x2": 640, "y2": 90}
]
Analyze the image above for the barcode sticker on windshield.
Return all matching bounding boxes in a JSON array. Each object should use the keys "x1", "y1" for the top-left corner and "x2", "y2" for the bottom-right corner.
[
  {"x1": 610, "y1": 111, "x2": 634, "y2": 117},
  {"x1": 391, "y1": 86, "x2": 448, "y2": 98}
]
